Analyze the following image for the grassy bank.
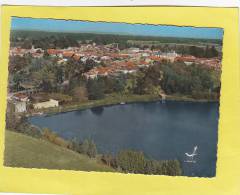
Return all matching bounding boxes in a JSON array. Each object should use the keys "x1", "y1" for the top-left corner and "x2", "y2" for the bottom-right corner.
[
  {"x1": 31, "y1": 94, "x2": 161, "y2": 115},
  {"x1": 166, "y1": 94, "x2": 219, "y2": 102},
  {"x1": 4, "y1": 130, "x2": 115, "y2": 172},
  {"x1": 30, "y1": 93, "x2": 218, "y2": 116}
]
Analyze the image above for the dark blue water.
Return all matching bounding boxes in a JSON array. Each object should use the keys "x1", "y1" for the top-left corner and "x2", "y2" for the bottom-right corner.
[{"x1": 29, "y1": 101, "x2": 219, "y2": 177}]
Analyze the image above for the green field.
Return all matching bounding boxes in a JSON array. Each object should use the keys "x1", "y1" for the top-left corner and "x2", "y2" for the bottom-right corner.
[{"x1": 4, "y1": 130, "x2": 114, "y2": 172}]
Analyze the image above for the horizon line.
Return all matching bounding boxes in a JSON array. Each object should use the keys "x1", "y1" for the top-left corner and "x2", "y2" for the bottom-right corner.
[
  {"x1": 11, "y1": 28, "x2": 223, "y2": 41},
  {"x1": 11, "y1": 17, "x2": 223, "y2": 40}
]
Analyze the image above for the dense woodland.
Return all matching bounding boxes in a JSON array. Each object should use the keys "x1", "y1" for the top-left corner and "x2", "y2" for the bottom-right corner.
[{"x1": 11, "y1": 30, "x2": 222, "y2": 45}]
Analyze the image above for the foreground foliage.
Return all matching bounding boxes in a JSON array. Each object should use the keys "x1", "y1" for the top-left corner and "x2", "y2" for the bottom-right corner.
[
  {"x1": 102, "y1": 150, "x2": 182, "y2": 176},
  {"x1": 7, "y1": 126, "x2": 182, "y2": 176},
  {"x1": 4, "y1": 130, "x2": 114, "y2": 172}
]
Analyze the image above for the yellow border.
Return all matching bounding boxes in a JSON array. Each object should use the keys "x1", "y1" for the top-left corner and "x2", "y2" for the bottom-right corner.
[{"x1": 0, "y1": 6, "x2": 240, "y2": 195}]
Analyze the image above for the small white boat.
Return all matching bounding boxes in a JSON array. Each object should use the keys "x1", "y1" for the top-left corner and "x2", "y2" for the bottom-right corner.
[{"x1": 120, "y1": 102, "x2": 126, "y2": 105}]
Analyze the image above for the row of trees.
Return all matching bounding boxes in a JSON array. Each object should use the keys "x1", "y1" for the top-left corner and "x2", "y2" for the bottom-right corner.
[
  {"x1": 132, "y1": 62, "x2": 220, "y2": 100},
  {"x1": 101, "y1": 150, "x2": 182, "y2": 176},
  {"x1": 42, "y1": 128, "x2": 98, "y2": 158},
  {"x1": 142, "y1": 44, "x2": 220, "y2": 58},
  {"x1": 11, "y1": 30, "x2": 222, "y2": 48},
  {"x1": 160, "y1": 62, "x2": 220, "y2": 99},
  {"x1": 187, "y1": 45, "x2": 219, "y2": 58}
]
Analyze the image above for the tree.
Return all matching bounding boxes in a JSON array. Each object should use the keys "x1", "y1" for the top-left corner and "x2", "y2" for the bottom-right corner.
[
  {"x1": 134, "y1": 71, "x2": 147, "y2": 94},
  {"x1": 87, "y1": 78, "x2": 105, "y2": 100},
  {"x1": 116, "y1": 150, "x2": 146, "y2": 173},
  {"x1": 32, "y1": 64, "x2": 57, "y2": 92},
  {"x1": 189, "y1": 46, "x2": 205, "y2": 57},
  {"x1": 64, "y1": 58, "x2": 85, "y2": 91},
  {"x1": 79, "y1": 139, "x2": 90, "y2": 154},
  {"x1": 22, "y1": 39, "x2": 32, "y2": 49},
  {"x1": 210, "y1": 46, "x2": 218, "y2": 57},
  {"x1": 12, "y1": 73, "x2": 25, "y2": 91},
  {"x1": 72, "y1": 86, "x2": 88, "y2": 102},
  {"x1": 101, "y1": 154, "x2": 117, "y2": 168},
  {"x1": 9, "y1": 55, "x2": 29, "y2": 73},
  {"x1": 76, "y1": 139, "x2": 97, "y2": 158},
  {"x1": 55, "y1": 66, "x2": 64, "y2": 84},
  {"x1": 85, "y1": 59, "x2": 98, "y2": 72},
  {"x1": 113, "y1": 77, "x2": 126, "y2": 93},
  {"x1": 104, "y1": 76, "x2": 126, "y2": 94},
  {"x1": 205, "y1": 45, "x2": 219, "y2": 58},
  {"x1": 134, "y1": 65, "x2": 162, "y2": 95},
  {"x1": 6, "y1": 102, "x2": 20, "y2": 129},
  {"x1": 87, "y1": 140, "x2": 97, "y2": 158}
]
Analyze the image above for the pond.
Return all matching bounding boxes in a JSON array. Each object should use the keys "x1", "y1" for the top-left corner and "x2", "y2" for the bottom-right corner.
[{"x1": 29, "y1": 100, "x2": 219, "y2": 177}]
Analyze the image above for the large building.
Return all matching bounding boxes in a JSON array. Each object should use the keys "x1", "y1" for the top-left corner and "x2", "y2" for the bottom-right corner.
[
  {"x1": 7, "y1": 93, "x2": 28, "y2": 113},
  {"x1": 13, "y1": 100, "x2": 27, "y2": 113},
  {"x1": 33, "y1": 99, "x2": 59, "y2": 109}
]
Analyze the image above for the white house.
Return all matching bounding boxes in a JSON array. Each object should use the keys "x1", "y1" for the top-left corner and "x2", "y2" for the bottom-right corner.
[
  {"x1": 160, "y1": 51, "x2": 179, "y2": 62},
  {"x1": 33, "y1": 99, "x2": 59, "y2": 109},
  {"x1": 8, "y1": 93, "x2": 29, "y2": 113},
  {"x1": 128, "y1": 47, "x2": 140, "y2": 53},
  {"x1": 13, "y1": 100, "x2": 27, "y2": 113}
]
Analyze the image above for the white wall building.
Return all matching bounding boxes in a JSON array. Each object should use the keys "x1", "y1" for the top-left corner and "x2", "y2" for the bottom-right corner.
[
  {"x1": 13, "y1": 101, "x2": 27, "y2": 113},
  {"x1": 33, "y1": 99, "x2": 59, "y2": 109}
]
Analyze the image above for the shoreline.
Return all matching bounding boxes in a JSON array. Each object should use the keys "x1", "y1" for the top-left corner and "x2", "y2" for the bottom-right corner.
[{"x1": 26, "y1": 94, "x2": 219, "y2": 117}]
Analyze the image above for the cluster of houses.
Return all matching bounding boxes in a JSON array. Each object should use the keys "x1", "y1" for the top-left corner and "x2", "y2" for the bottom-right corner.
[
  {"x1": 10, "y1": 46, "x2": 44, "y2": 58},
  {"x1": 175, "y1": 56, "x2": 221, "y2": 69},
  {"x1": 8, "y1": 42, "x2": 222, "y2": 113},
  {"x1": 83, "y1": 49, "x2": 221, "y2": 79},
  {"x1": 10, "y1": 43, "x2": 221, "y2": 81},
  {"x1": 10, "y1": 43, "x2": 221, "y2": 70}
]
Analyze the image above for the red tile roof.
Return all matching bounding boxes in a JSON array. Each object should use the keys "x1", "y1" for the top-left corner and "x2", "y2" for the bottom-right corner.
[
  {"x1": 63, "y1": 51, "x2": 74, "y2": 58},
  {"x1": 47, "y1": 49, "x2": 59, "y2": 55}
]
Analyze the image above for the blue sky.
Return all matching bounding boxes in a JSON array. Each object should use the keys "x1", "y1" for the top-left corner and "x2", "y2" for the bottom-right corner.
[{"x1": 11, "y1": 17, "x2": 223, "y2": 40}]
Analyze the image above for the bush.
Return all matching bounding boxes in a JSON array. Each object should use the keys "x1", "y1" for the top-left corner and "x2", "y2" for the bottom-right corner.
[
  {"x1": 72, "y1": 86, "x2": 88, "y2": 102},
  {"x1": 71, "y1": 138, "x2": 97, "y2": 158},
  {"x1": 48, "y1": 93, "x2": 73, "y2": 104},
  {"x1": 101, "y1": 154, "x2": 117, "y2": 168},
  {"x1": 192, "y1": 91, "x2": 219, "y2": 100},
  {"x1": 17, "y1": 123, "x2": 42, "y2": 138},
  {"x1": 42, "y1": 128, "x2": 71, "y2": 148},
  {"x1": 115, "y1": 149, "x2": 182, "y2": 175},
  {"x1": 116, "y1": 150, "x2": 146, "y2": 173},
  {"x1": 87, "y1": 140, "x2": 97, "y2": 158},
  {"x1": 87, "y1": 78, "x2": 105, "y2": 100}
]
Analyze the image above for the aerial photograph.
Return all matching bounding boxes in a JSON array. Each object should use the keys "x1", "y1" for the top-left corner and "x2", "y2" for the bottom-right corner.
[{"x1": 4, "y1": 17, "x2": 223, "y2": 177}]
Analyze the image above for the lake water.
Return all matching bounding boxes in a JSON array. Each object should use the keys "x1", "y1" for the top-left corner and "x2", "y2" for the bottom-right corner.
[{"x1": 29, "y1": 100, "x2": 219, "y2": 177}]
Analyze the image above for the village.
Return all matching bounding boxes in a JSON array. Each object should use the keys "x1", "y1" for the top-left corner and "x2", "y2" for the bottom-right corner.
[
  {"x1": 4, "y1": 17, "x2": 224, "y2": 177},
  {"x1": 7, "y1": 41, "x2": 222, "y2": 114}
]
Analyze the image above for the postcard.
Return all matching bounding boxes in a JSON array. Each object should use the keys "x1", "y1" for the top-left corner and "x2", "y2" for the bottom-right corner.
[{"x1": 0, "y1": 5, "x2": 239, "y2": 195}]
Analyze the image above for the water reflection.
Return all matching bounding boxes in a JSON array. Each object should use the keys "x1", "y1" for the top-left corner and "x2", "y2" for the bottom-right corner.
[{"x1": 90, "y1": 106, "x2": 104, "y2": 116}]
